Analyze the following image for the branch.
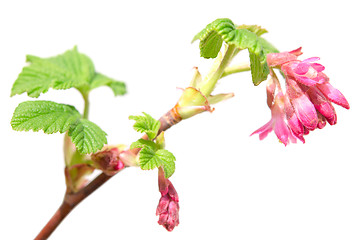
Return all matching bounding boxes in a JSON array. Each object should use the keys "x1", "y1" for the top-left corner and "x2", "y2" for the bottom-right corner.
[
  {"x1": 221, "y1": 62, "x2": 251, "y2": 78},
  {"x1": 34, "y1": 108, "x2": 182, "y2": 239}
]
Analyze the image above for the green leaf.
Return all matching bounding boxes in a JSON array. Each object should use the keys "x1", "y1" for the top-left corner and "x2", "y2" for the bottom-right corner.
[
  {"x1": 139, "y1": 147, "x2": 176, "y2": 178},
  {"x1": 192, "y1": 18, "x2": 234, "y2": 58},
  {"x1": 11, "y1": 101, "x2": 81, "y2": 134},
  {"x1": 129, "y1": 112, "x2": 161, "y2": 140},
  {"x1": 68, "y1": 119, "x2": 107, "y2": 154},
  {"x1": 192, "y1": 18, "x2": 279, "y2": 85},
  {"x1": 130, "y1": 138, "x2": 159, "y2": 151},
  {"x1": 236, "y1": 24, "x2": 268, "y2": 36},
  {"x1": 156, "y1": 149, "x2": 176, "y2": 178},
  {"x1": 11, "y1": 46, "x2": 95, "y2": 98},
  {"x1": 90, "y1": 73, "x2": 127, "y2": 96}
]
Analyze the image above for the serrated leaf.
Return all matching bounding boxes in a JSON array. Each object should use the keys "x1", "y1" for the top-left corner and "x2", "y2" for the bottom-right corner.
[
  {"x1": 192, "y1": 18, "x2": 234, "y2": 58},
  {"x1": 192, "y1": 18, "x2": 279, "y2": 85},
  {"x1": 129, "y1": 112, "x2": 161, "y2": 140},
  {"x1": 11, "y1": 46, "x2": 95, "y2": 98},
  {"x1": 11, "y1": 101, "x2": 81, "y2": 134},
  {"x1": 156, "y1": 149, "x2": 176, "y2": 178},
  {"x1": 68, "y1": 119, "x2": 107, "y2": 154},
  {"x1": 139, "y1": 147, "x2": 176, "y2": 178},
  {"x1": 90, "y1": 73, "x2": 127, "y2": 96},
  {"x1": 236, "y1": 24, "x2": 268, "y2": 36},
  {"x1": 130, "y1": 138, "x2": 159, "y2": 151}
]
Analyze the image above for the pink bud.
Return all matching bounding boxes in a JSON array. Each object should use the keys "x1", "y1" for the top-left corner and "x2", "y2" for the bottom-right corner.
[
  {"x1": 317, "y1": 82, "x2": 350, "y2": 109},
  {"x1": 307, "y1": 87, "x2": 337, "y2": 125},
  {"x1": 156, "y1": 169, "x2": 180, "y2": 231},
  {"x1": 286, "y1": 79, "x2": 318, "y2": 130},
  {"x1": 317, "y1": 112, "x2": 327, "y2": 129},
  {"x1": 156, "y1": 195, "x2": 170, "y2": 215},
  {"x1": 284, "y1": 94, "x2": 305, "y2": 143},
  {"x1": 91, "y1": 148, "x2": 125, "y2": 176}
]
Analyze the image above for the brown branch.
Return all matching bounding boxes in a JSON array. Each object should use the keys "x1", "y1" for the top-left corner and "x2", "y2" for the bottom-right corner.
[
  {"x1": 34, "y1": 108, "x2": 182, "y2": 239},
  {"x1": 35, "y1": 173, "x2": 112, "y2": 240},
  {"x1": 35, "y1": 200, "x2": 72, "y2": 240}
]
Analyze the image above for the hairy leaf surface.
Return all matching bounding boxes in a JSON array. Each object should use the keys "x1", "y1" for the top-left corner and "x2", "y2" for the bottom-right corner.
[
  {"x1": 192, "y1": 18, "x2": 279, "y2": 85},
  {"x1": 11, "y1": 47, "x2": 95, "y2": 97},
  {"x1": 11, "y1": 101, "x2": 81, "y2": 134},
  {"x1": 129, "y1": 112, "x2": 161, "y2": 140},
  {"x1": 68, "y1": 119, "x2": 107, "y2": 154},
  {"x1": 139, "y1": 147, "x2": 176, "y2": 178}
]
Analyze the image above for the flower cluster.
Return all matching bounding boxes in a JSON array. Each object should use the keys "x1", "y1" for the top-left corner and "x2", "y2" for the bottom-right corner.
[
  {"x1": 252, "y1": 48, "x2": 349, "y2": 145},
  {"x1": 156, "y1": 169, "x2": 180, "y2": 231}
]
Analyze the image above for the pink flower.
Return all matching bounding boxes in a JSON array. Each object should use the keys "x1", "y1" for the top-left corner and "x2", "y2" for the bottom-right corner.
[
  {"x1": 254, "y1": 48, "x2": 350, "y2": 145},
  {"x1": 91, "y1": 148, "x2": 125, "y2": 176},
  {"x1": 156, "y1": 168, "x2": 180, "y2": 231},
  {"x1": 268, "y1": 47, "x2": 327, "y2": 86},
  {"x1": 251, "y1": 93, "x2": 299, "y2": 146},
  {"x1": 286, "y1": 78, "x2": 318, "y2": 130}
]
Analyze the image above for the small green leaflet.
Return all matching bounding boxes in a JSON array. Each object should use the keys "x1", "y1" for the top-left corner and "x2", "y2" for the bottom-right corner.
[
  {"x1": 129, "y1": 112, "x2": 161, "y2": 140},
  {"x1": 11, "y1": 101, "x2": 81, "y2": 134},
  {"x1": 11, "y1": 100, "x2": 107, "y2": 154},
  {"x1": 11, "y1": 46, "x2": 126, "y2": 98},
  {"x1": 139, "y1": 147, "x2": 176, "y2": 178},
  {"x1": 68, "y1": 119, "x2": 107, "y2": 154},
  {"x1": 192, "y1": 18, "x2": 279, "y2": 85},
  {"x1": 130, "y1": 138, "x2": 159, "y2": 151}
]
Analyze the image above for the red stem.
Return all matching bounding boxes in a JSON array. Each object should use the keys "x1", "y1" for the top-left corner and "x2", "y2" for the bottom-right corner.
[
  {"x1": 35, "y1": 108, "x2": 182, "y2": 239},
  {"x1": 35, "y1": 201, "x2": 72, "y2": 240}
]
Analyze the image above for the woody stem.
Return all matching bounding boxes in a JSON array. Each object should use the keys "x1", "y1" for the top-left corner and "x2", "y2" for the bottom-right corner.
[{"x1": 34, "y1": 108, "x2": 182, "y2": 239}]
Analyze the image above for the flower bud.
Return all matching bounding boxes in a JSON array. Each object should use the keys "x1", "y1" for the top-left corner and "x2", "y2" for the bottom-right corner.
[
  {"x1": 156, "y1": 168, "x2": 180, "y2": 231},
  {"x1": 91, "y1": 148, "x2": 124, "y2": 176}
]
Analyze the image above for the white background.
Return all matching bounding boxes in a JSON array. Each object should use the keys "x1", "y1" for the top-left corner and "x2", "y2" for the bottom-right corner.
[{"x1": 1, "y1": 0, "x2": 359, "y2": 239}]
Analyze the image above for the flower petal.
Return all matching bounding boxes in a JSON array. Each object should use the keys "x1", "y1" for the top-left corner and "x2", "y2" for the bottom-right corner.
[
  {"x1": 267, "y1": 52, "x2": 298, "y2": 67},
  {"x1": 295, "y1": 76, "x2": 318, "y2": 86},
  {"x1": 302, "y1": 57, "x2": 320, "y2": 63},
  {"x1": 251, "y1": 119, "x2": 274, "y2": 140},
  {"x1": 317, "y1": 82, "x2": 350, "y2": 109},
  {"x1": 274, "y1": 116, "x2": 291, "y2": 146},
  {"x1": 291, "y1": 94, "x2": 318, "y2": 131},
  {"x1": 289, "y1": 47, "x2": 303, "y2": 56},
  {"x1": 307, "y1": 87, "x2": 337, "y2": 122},
  {"x1": 317, "y1": 112, "x2": 327, "y2": 129},
  {"x1": 311, "y1": 63, "x2": 325, "y2": 72}
]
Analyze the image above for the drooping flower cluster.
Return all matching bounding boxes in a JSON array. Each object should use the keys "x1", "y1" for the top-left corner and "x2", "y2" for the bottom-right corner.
[
  {"x1": 252, "y1": 48, "x2": 349, "y2": 145},
  {"x1": 156, "y1": 168, "x2": 180, "y2": 231}
]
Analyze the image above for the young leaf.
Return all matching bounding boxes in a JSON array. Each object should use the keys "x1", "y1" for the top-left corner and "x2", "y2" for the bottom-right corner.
[
  {"x1": 192, "y1": 18, "x2": 279, "y2": 85},
  {"x1": 236, "y1": 24, "x2": 268, "y2": 36},
  {"x1": 11, "y1": 101, "x2": 81, "y2": 134},
  {"x1": 68, "y1": 119, "x2": 107, "y2": 154},
  {"x1": 130, "y1": 138, "x2": 159, "y2": 151},
  {"x1": 156, "y1": 149, "x2": 176, "y2": 178},
  {"x1": 192, "y1": 18, "x2": 234, "y2": 59},
  {"x1": 11, "y1": 46, "x2": 95, "y2": 98},
  {"x1": 139, "y1": 147, "x2": 176, "y2": 178},
  {"x1": 90, "y1": 73, "x2": 127, "y2": 96},
  {"x1": 129, "y1": 112, "x2": 161, "y2": 140}
]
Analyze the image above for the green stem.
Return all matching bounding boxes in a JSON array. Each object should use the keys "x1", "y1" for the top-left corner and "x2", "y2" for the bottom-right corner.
[
  {"x1": 221, "y1": 62, "x2": 251, "y2": 78},
  {"x1": 198, "y1": 44, "x2": 237, "y2": 97},
  {"x1": 81, "y1": 92, "x2": 90, "y2": 119}
]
